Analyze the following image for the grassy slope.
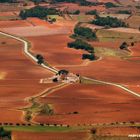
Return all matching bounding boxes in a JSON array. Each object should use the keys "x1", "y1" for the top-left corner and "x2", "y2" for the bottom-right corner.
[
  {"x1": 96, "y1": 29, "x2": 140, "y2": 42},
  {"x1": 4, "y1": 126, "x2": 80, "y2": 133}
]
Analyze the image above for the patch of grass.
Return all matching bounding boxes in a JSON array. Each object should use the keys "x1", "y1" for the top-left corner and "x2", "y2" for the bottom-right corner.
[
  {"x1": 0, "y1": 16, "x2": 20, "y2": 20},
  {"x1": 91, "y1": 136, "x2": 137, "y2": 140},
  {"x1": 96, "y1": 29, "x2": 140, "y2": 42},
  {"x1": 94, "y1": 47, "x2": 130, "y2": 58},
  {"x1": 80, "y1": 77, "x2": 104, "y2": 85},
  {"x1": 4, "y1": 126, "x2": 79, "y2": 133}
]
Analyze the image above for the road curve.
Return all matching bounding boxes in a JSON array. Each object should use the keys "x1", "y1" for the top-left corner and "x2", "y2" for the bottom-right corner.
[
  {"x1": 0, "y1": 31, "x2": 58, "y2": 74},
  {"x1": 0, "y1": 31, "x2": 140, "y2": 98}
]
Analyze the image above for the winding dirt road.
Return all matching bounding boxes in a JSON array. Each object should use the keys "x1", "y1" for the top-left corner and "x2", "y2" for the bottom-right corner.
[{"x1": 0, "y1": 31, "x2": 140, "y2": 99}]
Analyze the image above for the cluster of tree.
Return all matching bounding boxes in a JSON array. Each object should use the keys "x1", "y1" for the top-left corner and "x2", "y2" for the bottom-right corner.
[
  {"x1": 68, "y1": 39, "x2": 96, "y2": 60},
  {"x1": 86, "y1": 10, "x2": 98, "y2": 16},
  {"x1": 0, "y1": 127, "x2": 11, "y2": 140},
  {"x1": 78, "y1": 0, "x2": 99, "y2": 6},
  {"x1": 82, "y1": 53, "x2": 95, "y2": 60},
  {"x1": 19, "y1": 6, "x2": 59, "y2": 19},
  {"x1": 36, "y1": 54, "x2": 44, "y2": 64},
  {"x1": 105, "y1": 2, "x2": 118, "y2": 8},
  {"x1": 73, "y1": 26, "x2": 97, "y2": 40},
  {"x1": 117, "y1": 10, "x2": 132, "y2": 14},
  {"x1": 68, "y1": 39, "x2": 94, "y2": 52},
  {"x1": 91, "y1": 16, "x2": 127, "y2": 28}
]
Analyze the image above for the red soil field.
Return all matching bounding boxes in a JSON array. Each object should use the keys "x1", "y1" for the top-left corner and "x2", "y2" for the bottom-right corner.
[
  {"x1": 12, "y1": 131, "x2": 89, "y2": 140},
  {"x1": 27, "y1": 35, "x2": 83, "y2": 66},
  {"x1": 56, "y1": 3, "x2": 106, "y2": 13},
  {"x1": 0, "y1": 34, "x2": 55, "y2": 123},
  {"x1": 34, "y1": 84, "x2": 140, "y2": 125},
  {"x1": 1, "y1": 26, "x2": 70, "y2": 37},
  {"x1": 0, "y1": 20, "x2": 32, "y2": 28},
  {"x1": 26, "y1": 18, "x2": 60, "y2": 28},
  {"x1": 57, "y1": 56, "x2": 140, "y2": 85},
  {"x1": 0, "y1": 109, "x2": 24, "y2": 123},
  {"x1": 0, "y1": 12, "x2": 15, "y2": 17},
  {"x1": 97, "y1": 126, "x2": 140, "y2": 136},
  {"x1": 26, "y1": 33, "x2": 140, "y2": 85}
]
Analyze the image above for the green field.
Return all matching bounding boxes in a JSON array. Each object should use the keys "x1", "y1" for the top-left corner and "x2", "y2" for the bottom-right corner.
[
  {"x1": 4, "y1": 126, "x2": 78, "y2": 133},
  {"x1": 96, "y1": 29, "x2": 140, "y2": 42}
]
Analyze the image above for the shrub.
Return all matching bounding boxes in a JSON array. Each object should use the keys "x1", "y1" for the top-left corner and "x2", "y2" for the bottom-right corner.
[
  {"x1": 86, "y1": 10, "x2": 98, "y2": 16},
  {"x1": 120, "y1": 42, "x2": 128, "y2": 50},
  {"x1": 82, "y1": 53, "x2": 96, "y2": 60}
]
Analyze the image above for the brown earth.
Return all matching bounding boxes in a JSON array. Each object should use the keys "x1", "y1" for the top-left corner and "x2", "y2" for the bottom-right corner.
[
  {"x1": 12, "y1": 131, "x2": 90, "y2": 140},
  {"x1": 0, "y1": 20, "x2": 32, "y2": 28},
  {"x1": 56, "y1": 3, "x2": 106, "y2": 13},
  {"x1": 97, "y1": 126, "x2": 140, "y2": 136},
  {"x1": 0, "y1": 33, "x2": 55, "y2": 123},
  {"x1": 34, "y1": 84, "x2": 140, "y2": 125}
]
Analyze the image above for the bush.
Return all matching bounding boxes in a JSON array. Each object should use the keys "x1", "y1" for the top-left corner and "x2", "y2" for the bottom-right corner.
[
  {"x1": 0, "y1": 127, "x2": 11, "y2": 140},
  {"x1": 82, "y1": 53, "x2": 95, "y2": 60},
  {"x1": 120, "y1": 42, "x2": 128, "y2": 50},
  {"x1": 86, "y1": 10, "x2": 98, "y2": 15},
  {"x1": 72, "y1": 10, "x2": 80, "y2": 15},
  {"x1": 91, "y1": 128, "x2": 97, "y2": 134}
]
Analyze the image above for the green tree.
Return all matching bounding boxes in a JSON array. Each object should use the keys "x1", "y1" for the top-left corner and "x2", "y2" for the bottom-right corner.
[{"x1": 73, "y1": 26, "x2": 97, "y2": 40}]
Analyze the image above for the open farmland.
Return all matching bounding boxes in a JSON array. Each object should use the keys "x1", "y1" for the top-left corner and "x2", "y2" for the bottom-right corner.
[
  {"x1": 0, "y1": 34, "x2": 56, "y2": 124},
  {"x1": 34, "y1": 84, "x2": 140, "y2": 125},
  {"x1": 0, "y1": 0, "x2": 140, "y2": 139},
  {"x1": 12, "y1": 131, "x2": 89, "y2": 140},
  {"x1": 55, "y1": 3, "x2": 106, "y2": 13},
  {"x1": 126, "y1": 15, "x2": 140, "y2": 29}
]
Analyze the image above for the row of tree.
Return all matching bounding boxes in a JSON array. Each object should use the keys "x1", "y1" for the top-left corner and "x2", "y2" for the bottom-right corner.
[
  {"x1": 72, "y1": 26, "x2": 97, "y2": 40},
  {"x1": 19, "y1": 6, "x2": 59, "y2": 19},
  {"x1": 91, "y1": 16, "x2": 128, "y2": 28},
  {"x1": 86, "y1": 10, "x2": 98, "y2": 16},
  {"x1": 67, "y1": 39, "x2": 96, "y2": 61},
  {"x1": 68, "y1": 39, "x2": 94, "y2": 52}
]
